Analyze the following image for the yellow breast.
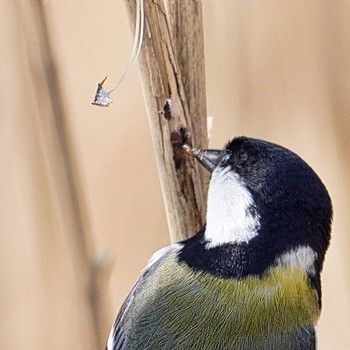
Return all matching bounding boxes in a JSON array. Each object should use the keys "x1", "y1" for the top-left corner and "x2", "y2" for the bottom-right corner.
[{"x1": 125, "y1": 252, "x2": 319, "y2": 347}]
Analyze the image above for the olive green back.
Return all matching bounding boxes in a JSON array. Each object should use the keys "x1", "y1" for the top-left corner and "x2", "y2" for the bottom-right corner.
[{"x1": 120, "y1": 252, "x2": 319, "y2": 349}]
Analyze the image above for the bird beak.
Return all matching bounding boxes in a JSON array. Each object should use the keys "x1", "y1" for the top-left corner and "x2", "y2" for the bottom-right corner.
[{"x1": 183, "y1": 145, "x2": 224, "y2": 173}]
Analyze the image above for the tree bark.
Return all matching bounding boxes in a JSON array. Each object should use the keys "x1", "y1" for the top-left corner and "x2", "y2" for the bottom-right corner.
[{"x1": 124, "y1": 0, "x2": 208, "y2": 242}]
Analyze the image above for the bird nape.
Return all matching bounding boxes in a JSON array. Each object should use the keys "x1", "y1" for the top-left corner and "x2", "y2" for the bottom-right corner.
[{"x1": 105, "y1": 136, "x2": 332, "y2": 350}]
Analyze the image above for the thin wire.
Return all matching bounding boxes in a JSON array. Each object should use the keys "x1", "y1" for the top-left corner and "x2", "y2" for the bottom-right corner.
[
  {"x1": 92, "y1": 0, "x2": 144, "y2": 107},
  {"x1": 108, "y1": 0, "x2": 144, "y2": 94}
]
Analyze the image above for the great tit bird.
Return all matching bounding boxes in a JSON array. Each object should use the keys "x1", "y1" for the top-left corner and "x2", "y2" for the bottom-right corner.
[{"x1": 105, "y1": 137, "x2": 332, "y2": 350}]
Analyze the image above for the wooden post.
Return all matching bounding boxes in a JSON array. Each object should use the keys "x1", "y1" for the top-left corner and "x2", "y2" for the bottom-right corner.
[{"x1": 124, "y1": 0, "x2": 208, "y2": 242}]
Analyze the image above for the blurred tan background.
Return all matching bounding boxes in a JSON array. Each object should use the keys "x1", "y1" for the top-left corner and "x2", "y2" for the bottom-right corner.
[{"x1": 1, "y1": 1, "x2": 349, "y2": 349}]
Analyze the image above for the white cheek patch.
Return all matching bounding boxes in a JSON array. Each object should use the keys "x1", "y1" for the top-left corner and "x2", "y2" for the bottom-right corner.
[
  {"x1": 275, "y1": 245, "x2": 317, "y2": 275},
  {"x1": 205, "y1": 167, "x2": 260, "y2": 248}
]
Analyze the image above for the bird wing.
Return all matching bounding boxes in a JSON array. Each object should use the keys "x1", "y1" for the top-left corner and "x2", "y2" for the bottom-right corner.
[
  {"x1": 105, "y1": 243, "x2": 318, "y2": 350},
  {"x1": 105, "y1": 244, "x2": 182, "y2": 350}
]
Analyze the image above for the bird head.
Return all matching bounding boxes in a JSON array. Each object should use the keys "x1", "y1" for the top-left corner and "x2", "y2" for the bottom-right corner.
[{"x1": 187, "y1": 137, "x2": 332, "y2": 290}]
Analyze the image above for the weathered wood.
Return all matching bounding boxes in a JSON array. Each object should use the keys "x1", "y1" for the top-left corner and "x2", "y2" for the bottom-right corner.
[{"x1": 124, "y1": 0, "x2": 208, "y2": 242}]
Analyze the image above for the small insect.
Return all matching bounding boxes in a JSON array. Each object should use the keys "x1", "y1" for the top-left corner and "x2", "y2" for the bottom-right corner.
[
  {"x1": 182, "y1": 143, "x2": 194, "y2": 156},
  {"x1": 92, "y1": 0, "x2": 144, "y2": 107},
  {"x1": 159, "y1": 97, "x2": 172, "y2": 119}
]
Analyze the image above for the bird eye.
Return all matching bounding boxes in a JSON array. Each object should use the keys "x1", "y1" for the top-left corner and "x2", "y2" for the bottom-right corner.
[{"x1": 221, "y1": 153, "x2": 231, "y2": 165}]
